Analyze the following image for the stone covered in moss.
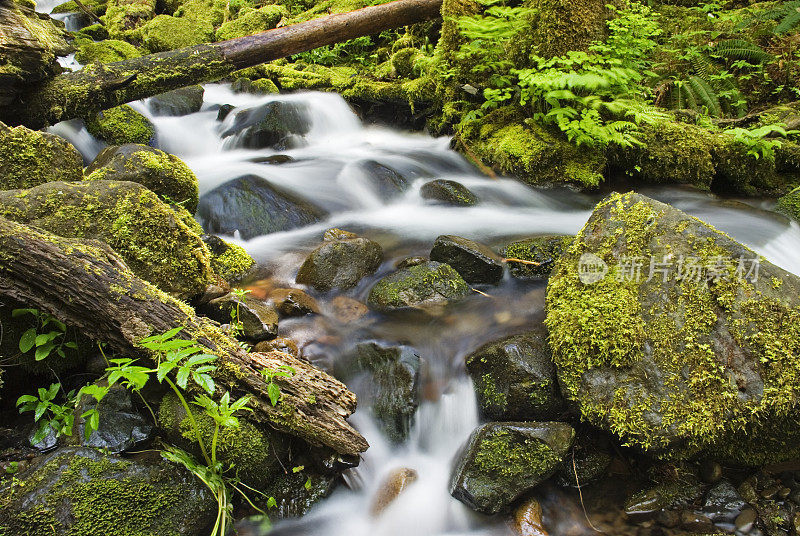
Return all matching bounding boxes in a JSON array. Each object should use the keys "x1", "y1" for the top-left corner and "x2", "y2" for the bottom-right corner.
[
  {"x1": 0, "y1": 180, "x2": 214, "y2": 298},
  {"x1": 158, "y1": 391, "x2": 290, "y2": 488},
  {"x1": 367, "y1": 261, "x2": 470, "y2": 311},
  {"x1": 103, "y1": 0, "x2": 156, "y2": 39},
  {"x1": 0, "y1": 122, "x2": 83, "y2": 190},
  {"x1": 0, "y1": 446, "x2": 215, "y2": 535},
  {"x1": 545, "y1": 192, "x2": 800, "y2": 462},
  {"x1": 85, "y1": 144, "x2": 199, "y2": 213},
  {"x1": 712, "y1": 135, "x2": 793, "y2": 196},
  {"x1": 74, "y1": 38, "x2": 141, "y2": 64},
  {"x1": 449, "y1": 421, "x2": 574, "y2": 514},
  {"x1": 296, "y1": 236, "x2": 383, "y2": 292},
  {"x1": 465, "y1": 325, "x2": 564, "y2": 421},
  {"x1": 202, "y1": 234, "x2": 256, "y2": 283},
  {"x1": 139, "y1": 14, "x2": 214, "y2": 53},
  {"x1": 390, "y1": 47, "x2": 421, "y2": 78},
  {"x1": 85, "y1": 105, "x2": 156, "y2": 146},
  {"x1": 501, "y1": 235, "x2": 572, "y2": 279},
  {"x1": 776, "y1": 185, "x2": 800, "y2": 222},
  {"x1": 215, "y1": 4, "x2": 287, "y2": 41},
  {"x1": 419, "y1": 179, "x2": 477, "y2": 206},
  {"x1": 148, "y1": 86, "x2": 205, "y2": 116}
]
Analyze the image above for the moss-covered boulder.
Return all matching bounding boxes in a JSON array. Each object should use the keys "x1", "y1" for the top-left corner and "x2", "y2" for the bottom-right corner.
[
  {"x1": 295, "y1": 236, "x2": 383, "y2": 292},
  {"x1": 215, "y1": 5, "x2": 287, "y2": 41},
  {"x1": 158, "y1": 391, "x2": 290, "y2": 488},
  {"x1": 711, "y1": 136, "x2": 793, "y2": 196},
  {"x1": 85, "y1": 144, "x2": 199, "y2": 213},
  {"x1": 74, "y1": 38, "x2": 141, "y2": 64},
  {"x1": 0, "y1": 446, "x2": 215, "y2": 535},
  {"x1": 449, "y1": 421, "x2": 575, "y2": 514},
  {"x1": 0, "y1": 122, "x2": 83, "y2": 190},
  {"x1": 197, "y1": 174, "x2": 325, "y2": 239},
  {"x1": 139, "y1": 14, "x2": 214, "y2": 53},
  {"x1": 202, "y1": 234, "x2": 256, "y2": 284},
  {"x1": 148, "y1": 86, "x2": 205, "y2": 116},
  {"x1": 419, "y1": 179, "x2": 477, "y2": 206},
  {"x1": 465, "y1": 326, "x2": 564, "y2": 421},
  {"x1": 500, "y1": 235, "x2": 572, "y2": 279},
  {"x1": 104, "y1": 0, "x2": 156, "y2": 39},
  {"x1": 776, "y1": 185, "x2": 800, "y2": 222},
  {"x1": 0, "y1": 180, "x2": 214, "y2": 298},
  {"x1": 429, "y1": 234, "x2": 504, "y2": 285},
  {"x1": 367, "y1": 261, "x2": 470, "y2": 311},
  {"x1": 85, "y1": 105, "x2": 156, "y2": 146},
  {"x1": 545, "y1": 191, "x2": 800, "y2": 463}
]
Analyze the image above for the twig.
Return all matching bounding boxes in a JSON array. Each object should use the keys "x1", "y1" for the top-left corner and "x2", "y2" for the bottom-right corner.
[
  {"x1": 454, "y1": 132, "x2": 497, "y2": 179},
  {"x1": 573, "y1": 450, "x2": 605, "y2": 534},
  {"x1": 72, "y1": 0, "x2": 104, "y2": 25},
  {"x1": 470, "y1": 287, "x2": 493, "y2": 298},
  {"x1": 502, "y1": 257, "x2": 542, "y2": 266}
]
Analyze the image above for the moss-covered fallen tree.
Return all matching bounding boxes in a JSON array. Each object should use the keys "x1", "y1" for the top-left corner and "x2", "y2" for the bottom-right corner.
[{"x1": 0, "y1": 215, "x2": 369, "y2": 456}]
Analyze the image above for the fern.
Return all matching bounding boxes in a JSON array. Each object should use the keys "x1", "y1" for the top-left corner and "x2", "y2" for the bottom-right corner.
[
  {"x1": 710, "y1": 39, "x2": 773, "y2": 63},
  {"x1": 688, "y1": 75, "x2": 723, "y2": 116},
  {"x1": 775, "y1": 7, "x2": 800, "y2": 34}
]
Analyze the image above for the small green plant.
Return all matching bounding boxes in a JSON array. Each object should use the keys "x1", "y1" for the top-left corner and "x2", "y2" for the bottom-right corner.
[
  {"x1": 16, "y1": 383, "x2": 76, "y2": 444},
  {"x1": 260, "y1": 365, "x2": 296, "y2": 406},
  {"x1": 13, "y1": 308, "x2": 78, "y2": 361},
  {"x1": 724, "y1": 123, "x2": 799, "y2": 161},
  {"x1": 228, "y1": 288, "x2": 251, "y2": 339},
  {"x1": 192, "y1": 392, "x2": 252, "y2": 466}
]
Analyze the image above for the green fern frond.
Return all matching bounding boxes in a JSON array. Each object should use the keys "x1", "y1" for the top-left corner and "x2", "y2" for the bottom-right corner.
[
  {"x1": 688, "y1": 75, "x2": 723, "y2": 116},
  {"x1": 711, "y1": 39, "x2": 773, "y2": 63},
  {"x1": 775, "y1": 8, "x2": 800, "y2": 34}
]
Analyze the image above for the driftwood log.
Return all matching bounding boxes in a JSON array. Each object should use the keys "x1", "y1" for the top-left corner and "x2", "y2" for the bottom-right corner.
[
  {"x1": 0, "y1": 216, "x2": 368, "y2": 456},
  {"x1": 0, "y1": 0, "x2": 443, "y2": 129}
]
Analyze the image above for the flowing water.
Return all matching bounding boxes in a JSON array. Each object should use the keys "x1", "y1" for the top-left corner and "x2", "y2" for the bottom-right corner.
[{"x1": 52, "y1": 85, "x2": 800, "y2": 536}]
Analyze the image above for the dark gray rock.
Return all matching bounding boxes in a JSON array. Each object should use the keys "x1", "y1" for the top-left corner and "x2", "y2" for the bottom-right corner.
[
  {"x1": 356, "y1": 160, "x2": 409, "y2": 200},
  {"x1": 217, "y1": 104, "x2": 235, "y2": 121},
  {"x1": 501, "y1": 235, "x2": 572, "y2": 279},
  {"x1": 702, "y1": 479, "x2": 746, "y2": 523},
  {"x1": 149, "y1": 86, "x2": 205, "y2": 116},
  {"x1": 625, "y1": 471, "x2": 703, "y2": 518},
  {"x1": 367, "y1": 261, "x2": 470, "y2": 311},
  {"x1": 465, "y1": 325, "x2": 564, "y2": 421},
  {"x1": 0, "y1": 447, "x2": 216, "y2": 535},
  {"x1": 449, "y1": 421, "x2": 574, "y2": 514},
  {"x1": 221, "y1": 100, "x2": 311, "y2": 150},
  {"x1": 430, "y1": 235, "x2": 504, "y2": 284},
  {"x1": 296, "y1": 237, "x2": 383, "y2": 292},
  {"x1": 420, "y1": 179, "x2": 477, "y2": 206},
  {"x1": 198, "y1": 293, "x2": 278, "y2": 341},
  {"x1": 72, "y1": 384, "x2": 152, "y2": 454},
  {"x1": 197, "y1": 174, "x2": 325, "y2": 239}
]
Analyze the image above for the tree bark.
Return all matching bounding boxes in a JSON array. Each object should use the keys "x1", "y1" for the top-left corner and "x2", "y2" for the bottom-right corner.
[
  {"x1": 0, "y1": 216, "x2": 369, "y2": 456},
  {"x1": 0, "y1": 0, "x2": 443, "y2": 129}
]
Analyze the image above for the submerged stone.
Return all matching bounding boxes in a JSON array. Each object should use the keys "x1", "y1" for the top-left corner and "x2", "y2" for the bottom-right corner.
[
  {"x1": 269, "y1": 288, "x2": 320, "y2": 317},
  {"x1": 449, "y1": 421, "x2": 574, "y2": 514},
  {"x1": 197, "y1": 174, "x2": 325, "y2": 239},
  {"x1": 85, "y1": 144, "x2": 199, "y2": 213},
  {"x1": 356, "y1": 159, "x2": 410, "y2": 200},
  {"x1": 0, "y1": 122, "x2": 83, "y2": 190},
  {"x1": 367, "y1": 261, "x2": 470, "y2": 310},
  {"x1": 546, "y1": 191, "x2": 800, "y2": 463},
  {"x1": 0, "y1": 446, "x2": 216, "y2": 535},
  {"x1": 221, "y1": 100, "x2": 311, "y2": 150},
  {"x1": 148, "y1": 86, "x2": 205, "y2": 116},
  {"x1": 370, "y1": 467, "x2": 419, "y2": 516},
  {"x1": 429, "y1": 234, "x2": 504, "y2": 284},
  {"x1": 296, "y1": 236, "x2": 383, "y2": 292},
  {"x1": 465, "y1": 325, "x2": 564, "y2": 421},
  {"x1": 419, "y1": 179, "x2": 477, "y2": 206}
]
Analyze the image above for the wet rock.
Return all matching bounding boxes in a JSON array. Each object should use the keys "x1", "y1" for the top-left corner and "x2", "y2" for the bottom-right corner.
[
  {"x1": 0, "y1": 180, "x2": 213, "y2": 298},
  {"x1": 679, "y1": 511, "x2": 715, "y2": 532},
  {"x1": 270, "y1": 288, "x2": 320, "y2": 317},
  {"x1": 625, "y1": 472, "x2": 703, "y2": 518},
  {"x1": 251, "y1": 154, "x2": 294, "y2": 165},
  {"x1": 699, "y1": 460, "x2": 723, "y2": 484},
  {"x1": 331, "y1": 296, "x2": 369, "y2": 323},
  {"x1": 202, "y1": 235, "x2": 256, "y2": 284},
  {"x1": 69, "y1": 384, "x2": 151, "y2": 454},
  {"x1": 296, "y1": 237, "x2": 382, "y2": 292},
  {"x1": 465, "y1": 325, "x2": 563, "y2": 421},
  {"x1": 198, "y1": 293, "x2": 278, "y2": 341},
  {"x1": 148, "y1": 86, "x2": 205, "y2": 116},
  {"x1": 0, "y1": 122, "x2": 83, "y2": 190},
  {"x1": 370, "y1": 467, "x2": 418, "y2": 516},
  {"x1": 449, "y1": 421, "x2": 575, "y2": 514},
  {"x1": 85, "y1": 104, "x2": 156, "y2": 146},
  {"x1": 197, "y1": 174, "x2": 325, "y2": 239},
  {"x1": 735, "y1": 508, "x2": 757, "y2": 532},
  {"x1": 217, "y1": 104, "x2": 235, "y2": 121},
  {"x1": 259, "y1": 463, "x2": 337, "y2": 518},
  {"x1": 557, "y1": 443, "x2": 612, "y2": 488},
  {"x1": 702, "y1": 479, "x2": 746, "y2": 523},
  {"x1": 546, "y1": 192, "x2": 800, "y2": 463},
  {"x1": 221, "y1": 100, "x2": 311, "y2": 150},
  {"x1": 420, "y1": 179, "x2": 477, "y2": 206},
  {"x1": 323, "y1": 227, "x2": 359, "y2": 241},
  {"x1": 514, "y1": 497, "x2": 549, "y2": 536},
  {"x1": 0, "y1": 447, "x2": 215, "y2": 535},
  {"x1": 253, "y1": 337, "x2": 301, "y2": 358},
  {"x1": 395, "y1": 256, "x2": 428, "y2": 269},
  {"x1": 501, "y1": 236, "x2": 572, "y2": 279},
  {"x1": 430, "y1": 235, "x2": 504, "y2": 285},
  {"x1": 85, "y1": 144, "x2": 200, "y2": 213},
  {"x1": 356, "y1": 160, "x2": 409, "y2": 200},
  {"x1": 367, "y1": 261, "x2": 470, "y2": 311}
]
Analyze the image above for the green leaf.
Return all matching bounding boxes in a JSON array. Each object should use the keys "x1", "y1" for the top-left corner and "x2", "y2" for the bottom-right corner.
[
  {"x1": 34, "y1": 402, "x2": 48, "y2": 422},
  {"x1": 12, "y1": 308, "x2": 38, "y2": 318},
  {"x1": 193, "y1": 373, "x2": 215, "y2": 395},
  {"x1": 19, "y1": 328, "x2": 36, "y2": 353},
  {"x1": 267, "y1": 383, "x2": 280, "y2": 407},
  {"x1": 175, "y1": 367, "x2": 191, "y2": 389},
  {"x1": 35, "y1": 342, "x2": 55, "y2": 361},
  {"x1": 16, "y1": 395, "x2": 37, "y2": 406},
  {"x1": 266, "y1": 497, "x2": 277, "y2": 509}
]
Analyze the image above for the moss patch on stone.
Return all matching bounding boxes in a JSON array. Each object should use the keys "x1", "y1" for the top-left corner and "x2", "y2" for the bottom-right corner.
[
  {"x1": 74, "y1": 38, "x2": 142, "y2": 64},
  {"x1": 0, "y1": 122, "x2": 83, "y2": 190},
  {"x1": 85, "y1": 105, "x2": 155, "y2": 146},
  {"x1": 139, "y1": 14, "x2": 214, "y2": 53},
  {"x1": 215, "y1": 5, "x2": 286, "y2": 40}
]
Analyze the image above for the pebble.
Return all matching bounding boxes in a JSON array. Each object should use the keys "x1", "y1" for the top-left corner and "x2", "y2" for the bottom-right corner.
[
  {"x1": 370, "y1": 468, "x2": 418, "y2": 516},
  {"x1": 331, "y1": 296, "x2": 369, "y2": 323},
  {"x1": 735, "y1": 508, "x2": 757, "y2": 532},
  {"x1": 395, "y1": 256, "x2": 428, "y2": 269},
  {"x1": 323, "y1": 228, "x2": 358, "y2": 241},
  {"x1": 513, "y1": 498, "x2": 548, "y2": 536}
]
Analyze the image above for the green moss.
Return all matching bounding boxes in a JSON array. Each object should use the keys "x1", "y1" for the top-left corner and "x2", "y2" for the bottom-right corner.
[
  {"x1": 501, "y1": 235, "x2": 572, "y2": 279},
  {"x1": 287, "y1": 0, "x2": 392, "y2": 23},
  {"x1": 103, "y1": 0, "x2": 156, "y2": 39},
  {"x1": 51, "y1": 0, "x2": 106, "y2": 14},
  {"x1": 391, "y1": 47, "x2": 421, "y2": 78},
  {"x1": 0, "y1": 123, "x2": 83, "y2": 190},
  {"x1": 473, "y1": 428, "x2": 561, "y2": 479},
  {"x1": 712, "y1": 134, "x2": 793, "y2": 196},
  {"x1": 174, "y1": 0, "x2": 228, "y2": 29},
  {"x1": 528, "y1": 0, "x2": 611, "y2": 58},
  {"x1": 139, "y1": 14, "x2": 214, "y2": 53},
  {"x1": 478, "y1": 373, "x2": 508, "y2": 412},
  {"x1": 209, "y1": 241, "x2": 254, "y2": 282},
  {"x1": 215, "y1": 5, "x2": 286, "y2": 40},
  {"x1": 85, "y1": 105, "x2": 155, "y2": 145},
  {"x1": 776, "y1": 185, "x2": 800, "y2": 221},
  {"x1": 74, "y1": 38, "x2": 142, "y2": 64},
  {"x1": 367, "y1": 262, "x2": 470, "y2": 310}
]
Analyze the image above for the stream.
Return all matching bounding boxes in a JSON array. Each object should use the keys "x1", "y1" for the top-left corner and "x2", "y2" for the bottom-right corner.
[{"x1": 51, "y1": 85, "x2": 800, "y2": 536}]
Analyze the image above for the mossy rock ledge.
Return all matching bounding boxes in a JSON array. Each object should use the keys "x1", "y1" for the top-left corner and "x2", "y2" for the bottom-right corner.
[
  {"x1": 0, "y1": 446, "x2": 216, "y2": 536},
  {"x1": 545, "y1": 191, "x2": 800, "y2": 465},
  {"x1": 0, "y1": 180, "x2": 214, "y2": 298},
  {"x1": 0, "y1": 122, "x2": 83, "y2": 190}
]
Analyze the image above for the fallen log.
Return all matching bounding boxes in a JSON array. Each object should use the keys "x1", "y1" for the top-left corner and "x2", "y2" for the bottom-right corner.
[
  {"x1": 0, "y1": 216, "x2": 369, "y2": 456},
  {"x1": 0, "y1": 0, "x2": 443, "y2": 129}
]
